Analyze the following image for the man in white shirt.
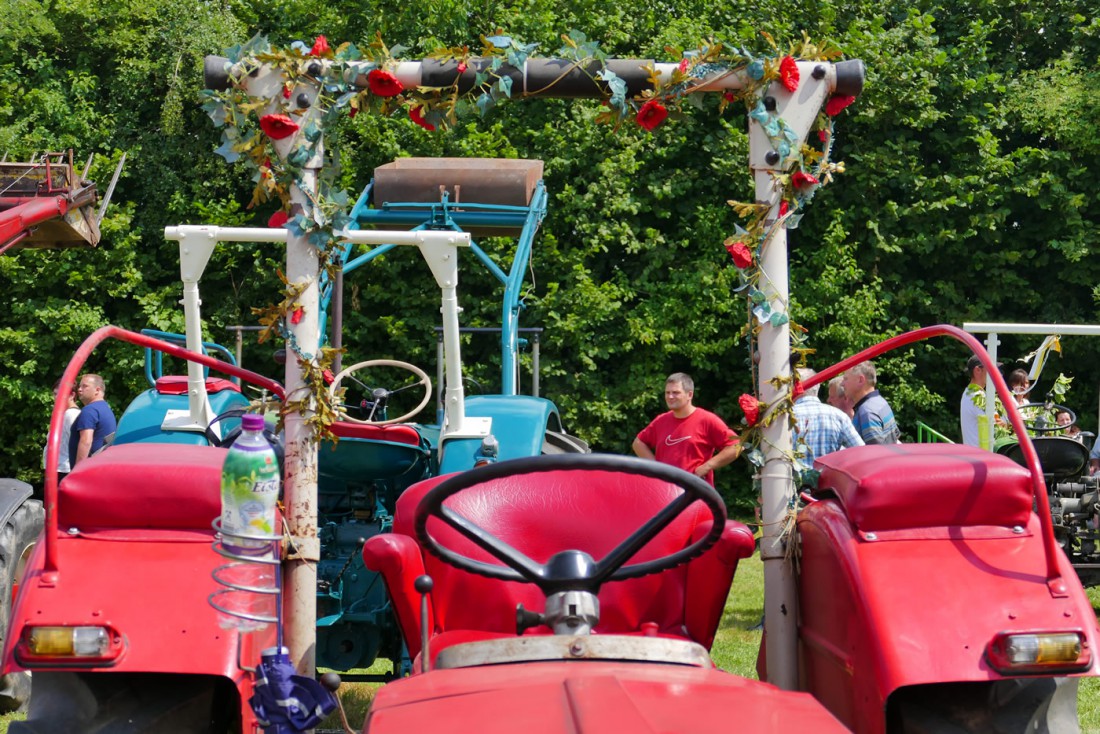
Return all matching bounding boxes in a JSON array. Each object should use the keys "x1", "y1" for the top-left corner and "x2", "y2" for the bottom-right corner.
[
  {"x1": 960, "y1": 356, "x2": 996, "y2": 448},
  {"x1": 43, "y1": 381, "x2": 82, "y2": 485}
]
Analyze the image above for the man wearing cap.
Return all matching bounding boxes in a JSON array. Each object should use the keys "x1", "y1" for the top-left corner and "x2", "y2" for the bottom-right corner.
[{"x1": 961, "y1": 355, "x2": 999, "y2": 448}]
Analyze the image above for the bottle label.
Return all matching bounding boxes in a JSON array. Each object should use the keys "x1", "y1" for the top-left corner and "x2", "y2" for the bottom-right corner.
[{"x1": 221, "y1": 441, "x2": 280, "y2": 557}]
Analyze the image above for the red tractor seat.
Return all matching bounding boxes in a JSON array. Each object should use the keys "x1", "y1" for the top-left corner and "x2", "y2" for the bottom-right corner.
[
  {"x1": 815, "y1": 443, "x2": 1034, "y2": 533},
  {"x1": 363, "y1": 465, "x2": 755, "y2": 663},
  {"x1": 154, "y1": 375, "x2": 240, "y2": 395},
  {"x1": 328, "y1": 421, "x2": 422, "y2": 446},
  {"x1": 58, "y1": 442, "x2": 225, "y2": 533}
]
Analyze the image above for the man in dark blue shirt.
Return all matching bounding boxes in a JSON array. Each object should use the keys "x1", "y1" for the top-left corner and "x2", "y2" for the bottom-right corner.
[
  {"x1": 69, "y1": 374, "x2": 117, "y2": 467},
  {"x1": 841, "y1": 361, "x2": 900, "y2": 444}
]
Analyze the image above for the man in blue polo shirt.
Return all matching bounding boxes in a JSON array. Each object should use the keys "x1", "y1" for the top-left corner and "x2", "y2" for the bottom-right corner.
[
  {"x1": 69, "y1": 373, "x2": 117, "y2": 468},
  {"x1": 841, "y1": 361, "x2": 900, "y2": 444}
]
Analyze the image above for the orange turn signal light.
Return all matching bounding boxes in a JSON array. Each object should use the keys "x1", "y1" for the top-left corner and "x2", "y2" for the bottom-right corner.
[
  {"x1": 17, "y1": 625, "x2": 123, "y2": 666},
  {"x1": 986, "y1": 631, "x2": 1090, "y2": 674}
]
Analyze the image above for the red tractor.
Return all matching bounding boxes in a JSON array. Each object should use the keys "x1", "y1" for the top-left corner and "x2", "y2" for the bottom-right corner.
[
  {"x1": 0, "y1": 150, "x2": 122, "y2": 712},
  {"x1": 2, "y1": 45, "x2": 1097, "y2": 734}
]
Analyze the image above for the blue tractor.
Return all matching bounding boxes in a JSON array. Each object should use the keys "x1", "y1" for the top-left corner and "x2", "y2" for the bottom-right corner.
[{"x1": 111, "y1": 157, "x2": 588, "y2": 679}]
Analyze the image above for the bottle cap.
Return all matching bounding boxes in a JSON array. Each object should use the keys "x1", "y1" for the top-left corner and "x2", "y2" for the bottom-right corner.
[{"x1": 242, "y1": 414, "x2": 265, "y2": 432}]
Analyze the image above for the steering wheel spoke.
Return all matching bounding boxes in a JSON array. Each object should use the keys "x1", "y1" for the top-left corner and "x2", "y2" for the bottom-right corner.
[
  {"x1": 436, "y1": 506, "x2": 545, "y2": 582},
  {"x1": 594, "y1": 491, "x2": 698, "y2": 583}
]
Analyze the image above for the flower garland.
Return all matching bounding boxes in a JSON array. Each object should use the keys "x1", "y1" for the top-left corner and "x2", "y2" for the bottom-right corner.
[{"x1": 202, "y1": 31, "x2": 856, "y2": 447}]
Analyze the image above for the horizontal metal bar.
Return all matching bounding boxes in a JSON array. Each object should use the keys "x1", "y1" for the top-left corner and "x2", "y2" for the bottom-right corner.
[
  {"x1": 433, "y1": 326, "x2": 544, "y2": 334},
  {"x1": 164, "y1": 224, "x2": 470, "y2": 248},
  {"x1": 963, "y1": 323, "x2": 1100, "y2": 336}
]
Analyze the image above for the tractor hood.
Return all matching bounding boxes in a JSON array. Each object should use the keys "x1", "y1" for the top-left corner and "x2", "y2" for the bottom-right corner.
[{"x1": 364, "y1": 660, "x2": 848, "y2": 733}]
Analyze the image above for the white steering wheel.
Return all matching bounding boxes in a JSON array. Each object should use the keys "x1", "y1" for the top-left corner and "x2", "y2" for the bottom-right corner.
[{"x1": 328, "y1": 359, "x2": 432, "y2": 425}]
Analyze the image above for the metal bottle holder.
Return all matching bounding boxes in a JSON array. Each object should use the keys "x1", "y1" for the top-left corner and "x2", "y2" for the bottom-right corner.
[{"x1": 209, "y1": 517, "x2": 284, "y2": 635}]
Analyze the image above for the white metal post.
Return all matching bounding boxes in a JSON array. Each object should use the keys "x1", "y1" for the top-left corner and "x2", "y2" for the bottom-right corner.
[
  {"x1": 236, "y1": 61, "x2": 325, "y2": 676},
  {"x1": 174, "y1": 229, "x2": 218, "y2": 434},
  {"x1": 282, "y1": 175, "x2": 321, "y2": 675},
  {"x1": 984, "y1": 333, "x2": 1000, "y2": 448},
  {"x1": 754, "y1": 170, "x2": 799, "y2": 690},
  {"x1": 748, "y1": 61, "x2": 836, "y2": 690}
]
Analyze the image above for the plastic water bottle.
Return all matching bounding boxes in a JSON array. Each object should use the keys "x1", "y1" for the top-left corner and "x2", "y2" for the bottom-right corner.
[{"x1": 220, "y1": 414, "x2": 279, "y2": 557}]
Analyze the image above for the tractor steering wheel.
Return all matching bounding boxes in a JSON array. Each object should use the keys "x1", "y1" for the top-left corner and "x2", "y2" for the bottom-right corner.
[
  {"x1": 204, "y1": 408, "x2": 284, "y2": 470},
  {"x1": 1016, "y1": 402, "x2": 1075, "y2": 434},
  {"x1": 414, "y1": 454, "x2": 726, "y2": 598},
  {"x1": 327, "y1": 359, "x2": 432, "y2": 425}
]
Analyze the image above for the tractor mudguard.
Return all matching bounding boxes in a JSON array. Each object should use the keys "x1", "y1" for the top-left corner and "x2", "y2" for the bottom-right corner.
[
  {"x1": 797, "y1": 443, "x2": 1099, "y2": 734},
  {"x1": 0, "y1": 479, "x2": 32, "y2": 528},
  {"x1": 0, "y1": 481, "x2": 43, "y2": 712}
]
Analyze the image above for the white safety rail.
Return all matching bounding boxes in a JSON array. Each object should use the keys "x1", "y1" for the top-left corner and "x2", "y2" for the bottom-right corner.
[{"x1": 963, "y1": 322, "x2": 1100, "y2": 439}]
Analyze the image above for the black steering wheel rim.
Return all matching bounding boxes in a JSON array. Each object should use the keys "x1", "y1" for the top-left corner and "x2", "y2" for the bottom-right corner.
[
  {"x1": 414, "y1": 453, "x2": 726, "y2": 597},
  {"x1": 205, "y1": 407, "x2": 248, "y2": 447},
  {"x1": 1017, "y1": 402, "x2": 1076, "y2": 434},
  {"x1": 205, "y1": 408, "x2": 283, "y2": 468}
]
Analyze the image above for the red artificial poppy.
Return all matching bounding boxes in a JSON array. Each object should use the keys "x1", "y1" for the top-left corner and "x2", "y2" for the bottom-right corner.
[
  {"x1": 723, "y1": 91, "x2": 736, "y2": 102},
  {"x1": 290, "y1": 307, "x2": 304, "y2": 325},
  {"x1": 310, "y1": 35, "x2": 330, "y2": 57},
  {"x1": 267, "y1": 211, "x2": 289, "y2": 228},
  {"x1": 825, "y1": 94, "x2": 855, "y2": 116},
  {"x1": 678, "y1": 58, "x2": 690, "y2": 73},
  {"x1": 725, "y1": 241, "x2": 753, "y2": 269},
  {"x1": 636, "y1": 99, "x2": 668, "y2": 131},
  {"x1": 739, "y1": 393, "x2": 761, "y2": 427},
  {"x1": 457, "y1": 61, "x2": 468, "y2": 73},
  {"x1": 779, "y1": 200, "x2": 789, "y2": 217},
  {"x1": 368, "y1": 69, "x2": 404, "y2": 97},
  {"x1": 791, "y1": 171, "x2": 819, "y2": 188},
  {"x1": 282, "y1": 84, "x2": 292, "y2": 99},
  {"x1": 779, "y1": 56, "x2": 799, "y2": 93},
  {"x1": 818, "y1": 129, "x2": 829, "y2": 143},
  {"x1": 322, "y1": 369, "x2": 335, "y2": 385},
  {"x1": 409, "y1": 106, "x2": 435, "y2": 131},
  {"x1": 259, "y1": 114, "x2": 300, "y2": 140}
]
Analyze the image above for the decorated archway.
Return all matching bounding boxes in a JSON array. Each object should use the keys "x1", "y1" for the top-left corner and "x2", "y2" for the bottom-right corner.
[{"x1": 201, "y1": 31, "x2": 864, "y2": 687}]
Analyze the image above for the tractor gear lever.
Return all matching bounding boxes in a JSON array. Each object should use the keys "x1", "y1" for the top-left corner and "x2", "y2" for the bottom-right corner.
[
  {"x1": 515, "y1": 604, "x2": 545, "y2": 635},
  {"x1": 415, "y1": 575, "x2": 433, "y2": 673}
]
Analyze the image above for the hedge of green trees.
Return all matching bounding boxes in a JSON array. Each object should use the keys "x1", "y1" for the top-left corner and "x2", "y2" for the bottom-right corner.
[{"x1": 2, "y1": 0, "x2": 1098, "y2": 509}]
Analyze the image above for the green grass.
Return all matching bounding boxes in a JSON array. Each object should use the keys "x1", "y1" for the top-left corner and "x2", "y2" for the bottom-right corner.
[{"x1": 3, "y1": 563, "x2": 1097, "y2": 733}]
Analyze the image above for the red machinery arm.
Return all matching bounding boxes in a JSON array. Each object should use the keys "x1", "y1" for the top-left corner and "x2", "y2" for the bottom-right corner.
[
  {"x1": 803, "y1": 324, "x2": 1067, "y2": 597},
  {"x1": 0, "y1": 196, "x2": 72, "y2": 255}
]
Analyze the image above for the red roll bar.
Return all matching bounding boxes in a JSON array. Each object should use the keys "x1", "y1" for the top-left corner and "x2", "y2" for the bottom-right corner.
[
  {"x1": 40, "y1": 326, "x2": 286, "y2": 583},
  {"x1": 804, "y1": 324, "x2": 1067, "y2": 597}
]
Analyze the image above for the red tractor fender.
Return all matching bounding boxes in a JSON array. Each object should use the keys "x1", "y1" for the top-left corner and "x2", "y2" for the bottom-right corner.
[{"x1": 793, "y1": 444, "x2": 1100, "y2": 734}]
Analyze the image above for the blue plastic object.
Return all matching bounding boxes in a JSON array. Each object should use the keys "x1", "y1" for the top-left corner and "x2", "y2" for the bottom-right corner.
[{"x1": 250, "y1": 647, "x2": 337, "y2": 734}]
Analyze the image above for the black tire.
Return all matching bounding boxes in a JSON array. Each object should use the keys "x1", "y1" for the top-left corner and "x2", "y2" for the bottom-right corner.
[
  {"x1": 11, "y1": 672, "x2": 239, "y2": 733},
  {"x1": 0, "y1": 499, "x2": 43, "y2": 712}
]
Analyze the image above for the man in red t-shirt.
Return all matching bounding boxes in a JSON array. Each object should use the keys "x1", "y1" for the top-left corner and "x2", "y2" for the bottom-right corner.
[{"x1": 632, "y1": 373, "x2": 741, "y2": 486}]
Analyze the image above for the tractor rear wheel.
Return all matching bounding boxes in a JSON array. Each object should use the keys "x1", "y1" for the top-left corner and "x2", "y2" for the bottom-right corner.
[
  {"x1": 10, "y1": 671, "x2": 239, "y2": 733},
  {"x1": 0, "y1": 498, "x2": 43, "y2": 712}
]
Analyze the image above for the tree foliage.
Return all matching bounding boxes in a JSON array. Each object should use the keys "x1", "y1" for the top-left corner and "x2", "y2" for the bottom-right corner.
[{"x1": 1, "y1": 0, "x2": 1098, "y2": 511}]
